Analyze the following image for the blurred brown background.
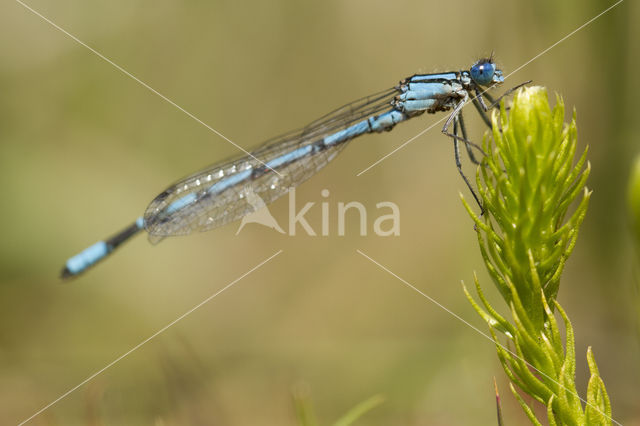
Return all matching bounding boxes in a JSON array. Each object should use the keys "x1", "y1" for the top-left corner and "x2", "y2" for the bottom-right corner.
[{"x1": 1, "y1": 0, "x2": 638, "y2": 424}]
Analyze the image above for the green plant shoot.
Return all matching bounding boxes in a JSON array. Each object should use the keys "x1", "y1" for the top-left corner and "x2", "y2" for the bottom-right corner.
[{"x1": 462, "y1": 86, "x2": 612, "y2": 425}]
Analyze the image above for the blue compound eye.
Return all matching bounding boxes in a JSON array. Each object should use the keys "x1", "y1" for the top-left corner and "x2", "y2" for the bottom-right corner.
[{"x1": 470, "y1": 61, "x2": 496, "y2": 86}]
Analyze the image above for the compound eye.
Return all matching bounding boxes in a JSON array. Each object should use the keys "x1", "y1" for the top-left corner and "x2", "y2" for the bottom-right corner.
[{"x1": 470, "y1": 61, "x2": 496, "y2": 86}]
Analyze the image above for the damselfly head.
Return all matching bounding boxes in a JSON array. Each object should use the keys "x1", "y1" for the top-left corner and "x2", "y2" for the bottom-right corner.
[{"x1": 470, "y1": 58, "x2": 503, "y2": 86}]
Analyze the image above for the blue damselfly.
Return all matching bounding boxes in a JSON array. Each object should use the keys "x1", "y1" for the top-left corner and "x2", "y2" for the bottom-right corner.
[{"x1": 62, "y1": 58, "x2": 514, "y2": 278}]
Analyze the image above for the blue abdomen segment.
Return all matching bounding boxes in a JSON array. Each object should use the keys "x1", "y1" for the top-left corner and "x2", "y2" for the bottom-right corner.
[
  {"x1": 61, "y1": 217, "x2": 145, "y2": 279},
  {"x1": 368, "y1": 110, "x2": 406, "y2": 132},
  {"x1": 64, "y1": 241, "x2": 110, "y2": 276},
  {"x1": 319, "y1": 109, "x2": 411, "y2": 147},
  {"x1": 266, "y1": 147, "x2": 313, "y2": 170},
  {"x1": 323, "y1": 120, "x2": 371, "y2": 146}
]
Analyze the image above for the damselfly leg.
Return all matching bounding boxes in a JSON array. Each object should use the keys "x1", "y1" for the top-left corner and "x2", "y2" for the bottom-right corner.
[{"x1": 442, "y1": 81, "x2": 532, "y2": 213}]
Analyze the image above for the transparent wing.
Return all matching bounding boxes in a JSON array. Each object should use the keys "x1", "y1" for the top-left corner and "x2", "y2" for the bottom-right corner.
[{"x1": 143, "y1": 86, "x2": 399, "y2": 241}]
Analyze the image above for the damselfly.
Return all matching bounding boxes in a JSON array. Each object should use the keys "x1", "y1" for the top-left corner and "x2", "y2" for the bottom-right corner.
[{"x1": 62, "y1": 58, "x2": 512, "y2": 278}]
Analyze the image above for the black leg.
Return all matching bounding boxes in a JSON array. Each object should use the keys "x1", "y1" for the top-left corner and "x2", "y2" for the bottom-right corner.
[
  {"x1": 444, "y1": 99, "x2": 484, "y2": 213},
  {"x1": 483, "y1": 92, "x2": 496, "y2": 107},
  {"x1": 472, "y1": 81, "x2": 531, "y2": 128},
  {"x1": 475, "y1": 89, "x2": 491, "y2": 111},
  {"x1": 457, "y1": 111, "x2": 480, "y2": 165},
  {"x1": 442, "y1": 97, "x2": 486, "y2": 156},
  {"x1": 486, "y1": 80, "x2": 532, "y2": 110},
  {"x1": 443, "y1": 82, "x2": 532, "y2": 214},
  {"x1": 472, "y1": 95, "x2": 493, "y2": 128}
]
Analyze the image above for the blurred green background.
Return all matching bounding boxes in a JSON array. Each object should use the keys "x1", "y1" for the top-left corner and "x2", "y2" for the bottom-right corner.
[{"x1": 1, "y1": 0, "x2": 638, "y2": 424}]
